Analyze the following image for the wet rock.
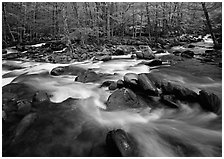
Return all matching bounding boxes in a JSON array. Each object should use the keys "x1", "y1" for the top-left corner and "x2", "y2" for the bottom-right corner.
[
  {"x1": 173, "y1": 50, "x2": 182, "y2": 56},
  {"x1": 3, "y1": 53, "x2": 21, "y2": 60},
  {"x1": 106, "y1": 88, "x2": 140, "y2": 110},
  {"x1": 13, "y1": 113, "x2": 38, "y2": 143},
  {"x1": 106, "y1": 129, "x2": 138, "y2": 157},
  {"x1": 205, "y1": 50, "x2": 214, "y2": 54},
  {"x1": 117, "y1": 80, "x2": 124, "y2": 88},
  {"x1": 160, "y1": 95, "x2": 179, "y2": 108},
  {"x1": 32, "y1": 91, "x2": 50, "y2": 106},
  {"x1": 75, "y1": 70, "x2": 104, "y2": 83},
  {"x1": 123, "y1": 73, "x2": 138, "y2": 86},
  {"x1": 95, "y1": 55, "x2": 112, "y2": 62},
  {"x1": 144, "y1": 73, "x2": 163, "y2": 88},
  {"x1": 141, "y1": 59, "x2": 162, "y2": 66},
  {"x1": 17, "y1": 100, "x2": 32, "y2": 116},
  {"x1": 114, "y1": 47, "x2": 125, "y2": 55},
  {"x1": 188, "y1": 44, "x2": 195, "y2": 48},
  {"x1": 44, "y1": 41, "x2": 66, "y2": 51},
  {"x1": 50, "y1": 66, "x2": 65, "y2": 76},
  {"x1": 181, "y1": 50, "x2": 194, "y2": 58},
  {"x1": 136, "y1": 45, "x2": 155, "y2": 60},
  {"x1": 50, "y1": 65, "x2": 86, "y2": 76},
  {"x1": 135, "y1": 51, "x2": 144, "y2": 59},
  {"x1": 100, "y1": 81, "x2": 114, "y2": 87},
  {"x1": 155, "y1": 49, "x2": 166, "y2": 53},
  {"x1": 109, "y1": 82, "x2": 117, "y2": 90},
  {"x1": 161, "y1": 82, "x2": 198, "y2": 102},
  {"x1": 2, "y1": 62, "x2": 25, "y2": 70},
  {"x1": 16, "y1": 45, "x2": 27, "y2": 52},
  {"x1": 138, "y1": 74, "x2": 158, "y2": 96},
  {"x1": 198, "y1": 90, "x2": 221, "y2": 115}
]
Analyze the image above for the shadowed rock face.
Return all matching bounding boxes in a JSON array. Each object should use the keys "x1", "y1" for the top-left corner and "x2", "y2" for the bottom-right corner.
[
  {"x1": 138, "y1": 73, "x2": 159, "y2": 96},
  {"x1": 199, "y1": 90, "x2": 221, "y2": 115},
  {"x1": 106, "y1": 129, "x2": 138, "y2": 157},
  {"x1": 106, "y1": 88, "x2": 140, "y2": 111}
]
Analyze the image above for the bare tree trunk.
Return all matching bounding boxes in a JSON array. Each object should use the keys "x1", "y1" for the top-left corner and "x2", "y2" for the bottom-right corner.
[
  {"x1": 155, "y1": 3, "x2": 158, "y2": 42},
  {"x1": 95, "y1": 2, "x2": 100, "y2": 44},
  {"x1": 146, "y1": 2, "x2": 151, "y2": 41},
  {"x1": 201, "y1": 2, "x2": 218, "y2": 46},
  {"x1": 62, "y1": 3, "x2": 74, "y2": 55},
  {"x1": 2, "y1": 3, "x2": 15, "y2": 42},
  {"x1": 140, "y1": 12, "x2": 143, "y2": 37},
  {"x1": 106, "y1": 2, "x2": 110, "y2": 40},
  {"x1": 132, "y1": 3, "x2": 135, "y2": 38}
]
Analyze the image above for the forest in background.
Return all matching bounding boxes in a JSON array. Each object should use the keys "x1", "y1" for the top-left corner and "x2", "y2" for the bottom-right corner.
[{"x1": 2, "y1": 2, "x2": 222, "y2": 49}]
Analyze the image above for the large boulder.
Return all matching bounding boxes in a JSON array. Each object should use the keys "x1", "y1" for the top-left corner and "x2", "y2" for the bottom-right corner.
[
  {"x1": 123, "y1": 73, "x2": 138, "y2": 86},
  {"x1": 114, "y1": 46, "x2": 126, "y2": 55},
  {"x1": 106, "y1": 88, "x2": 140, "y2": 110},
  {"x1": 50, "y1": 65, "x2": 86, "y2": 76},
  {"x1": 198, "y1": 90, "x2": 221, "y2": 115},
  {"x1": 136, "y1": 45, "x2": 155, "y2": 60},
  {"x1": 144, "y1": 73, "x2": 163, "y2": 88},
  {"x1": 161, "y1": 82, "x2": 198, "y2": 102},
  {"x1": 138, "y1": 74, "x2": 159, "y2": 96},
  {"x1": 136, "y1": 50, "x2": 155, "y2": 60},
  {"x1": 181, "y1": 50, "x2": 194, "y2": 58},
  {"x1": 106, "y1": 129, "x2": 138, "y2": 157}
]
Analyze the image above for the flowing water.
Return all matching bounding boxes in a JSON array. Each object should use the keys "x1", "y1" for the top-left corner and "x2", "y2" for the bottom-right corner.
[{"x1": 2, "y1": 50, "x2": 222, "y2": 156}]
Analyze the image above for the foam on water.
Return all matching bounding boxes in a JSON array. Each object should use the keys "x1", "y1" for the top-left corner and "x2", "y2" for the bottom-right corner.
[{"x1": 2, "y1": 57, "x2": 221, "y2": 156}]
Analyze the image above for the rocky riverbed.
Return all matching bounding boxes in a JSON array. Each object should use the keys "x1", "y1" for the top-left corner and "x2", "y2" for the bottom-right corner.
[{"x1": 2, "y1": 38, "x2": 222, "y2": 157}]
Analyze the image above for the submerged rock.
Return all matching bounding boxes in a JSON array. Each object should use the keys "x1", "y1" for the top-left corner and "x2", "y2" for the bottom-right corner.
[
  {"x1": 106, "y1": 129, "x2": 138, "y2": 157},
  {"x1": 13, "y1": 113, "x2": 38, "y2": 143},
  {"x1": 75, "y1": 70, "x2": 100, "y2": 83},
  {"x1": 17, "y1": 100, "x2": 32, "y2": 116},
  {"x1": 106, "y1": 88, "x2": 140, "y2": 110},
  {"x1": 32, "y1": 91, "x2": 50, "y2": 106},
  {"x1": 198, "y1": 90, "x2": 221, "y2": 115}
]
